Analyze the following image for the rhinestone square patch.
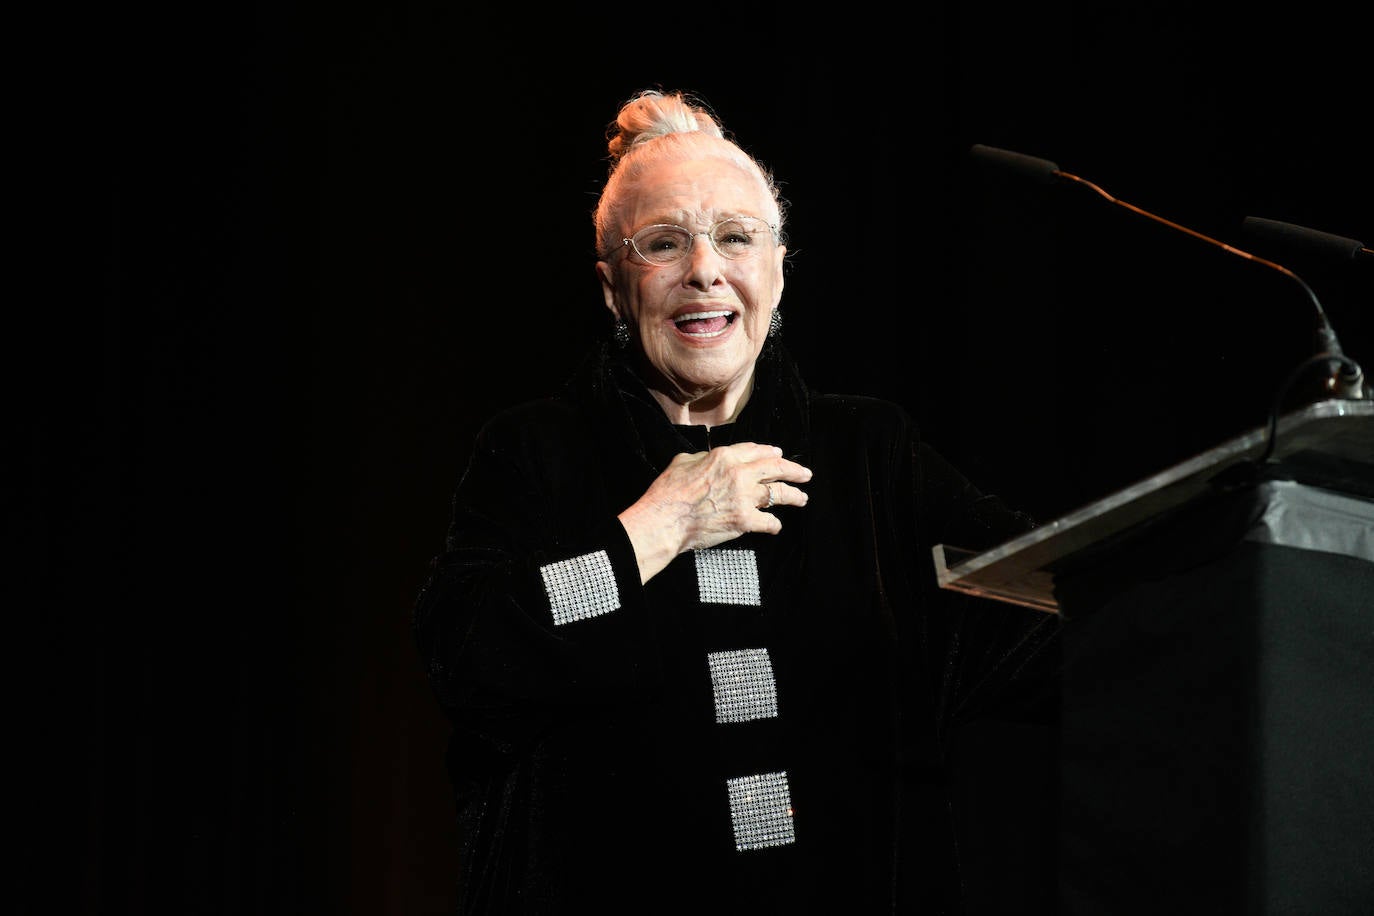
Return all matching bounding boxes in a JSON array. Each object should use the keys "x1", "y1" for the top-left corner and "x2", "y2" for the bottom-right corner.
[
  {"x1": 693, "y1": 548, "x2": 761, "y2": 606},
  {"x1": 726, "y1": 770, "x2": 796, "y2": 851},
  {"x1": 539, "y1": 550, "x2": 620, "y2": 626},
  {"x1": 707, "y1": 648, "x2": 779, "y2": 723}
]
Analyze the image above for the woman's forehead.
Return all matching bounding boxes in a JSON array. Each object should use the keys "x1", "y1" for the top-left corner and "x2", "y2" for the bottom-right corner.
[{"x1": 620, "y1": 157, "x2": 774, "y2": 224}]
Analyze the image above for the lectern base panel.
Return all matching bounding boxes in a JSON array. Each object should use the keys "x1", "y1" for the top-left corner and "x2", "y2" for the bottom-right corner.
[{"x1": 1057, "y1": 537, "x2": 1374, "y2": 915}]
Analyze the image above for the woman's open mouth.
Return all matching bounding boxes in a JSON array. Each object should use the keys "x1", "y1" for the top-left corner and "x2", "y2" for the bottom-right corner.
[{"x1": 672, "y1": 310, "x2": 736, "y2": 338}]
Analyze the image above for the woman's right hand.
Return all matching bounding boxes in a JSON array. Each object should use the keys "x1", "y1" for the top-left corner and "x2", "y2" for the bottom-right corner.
[{"x1": 617, "y1": 442, "x2": 813, "y2": 584}]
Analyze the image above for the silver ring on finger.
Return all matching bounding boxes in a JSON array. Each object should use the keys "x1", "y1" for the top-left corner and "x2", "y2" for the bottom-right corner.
[{"x1": 763, "y1": 483, "x2": 774, "y2": 510}]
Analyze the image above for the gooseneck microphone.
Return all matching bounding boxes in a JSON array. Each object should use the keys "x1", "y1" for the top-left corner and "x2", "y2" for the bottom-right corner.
[
  {"x1": 968, "y1": 144, "x2": 1368, "y2": 414},
  {"x1": 1240, "y1": 216, "x2": 1372, "y2": 263}
]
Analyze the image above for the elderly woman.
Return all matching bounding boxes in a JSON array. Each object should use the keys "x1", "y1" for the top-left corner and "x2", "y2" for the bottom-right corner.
[{"x1": 414, "y1": 88, "x2": 1059, "y2": 914}]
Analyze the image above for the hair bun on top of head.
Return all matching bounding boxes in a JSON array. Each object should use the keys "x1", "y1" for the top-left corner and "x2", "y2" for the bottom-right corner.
[{"x1": 605, "y1": 89, "x2": 726, "y2": 164}]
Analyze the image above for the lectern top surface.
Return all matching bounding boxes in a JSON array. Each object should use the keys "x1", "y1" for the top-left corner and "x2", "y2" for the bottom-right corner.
[{"x1": 934, "y1": 399, "x2": 1374, "y2": 613}]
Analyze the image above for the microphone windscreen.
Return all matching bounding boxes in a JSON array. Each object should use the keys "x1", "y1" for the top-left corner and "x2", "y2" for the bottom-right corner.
[
  {"x1": 1241, "y1": 216, "x2": 1365, "y2": 261},
  {"x1": 969, "y1": 144, "x2": 1061, "y2": 184}
]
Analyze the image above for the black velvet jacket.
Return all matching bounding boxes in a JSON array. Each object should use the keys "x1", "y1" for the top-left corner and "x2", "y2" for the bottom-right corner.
[{"x1": 414, "y1": 342, "x2": 1060, "y2": 915}]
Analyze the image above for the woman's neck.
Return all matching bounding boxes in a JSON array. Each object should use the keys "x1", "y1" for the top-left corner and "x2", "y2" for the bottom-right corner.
[{"x1": 650, "y1": 374, "x2": 754, "y2": 428}]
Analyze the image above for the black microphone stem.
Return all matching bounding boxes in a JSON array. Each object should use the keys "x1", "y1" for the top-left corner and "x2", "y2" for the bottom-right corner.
[
  {"x1": 1053, "y1": 168, "x2": 1364, "y2": 401},
  {"x1": 1055, "y1": 173, "x2": 1332, "y2": 346}
]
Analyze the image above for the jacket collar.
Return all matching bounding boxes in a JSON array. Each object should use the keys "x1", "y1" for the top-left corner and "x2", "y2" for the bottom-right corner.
[{"x1": 566, "y1": 341, "x2": 813, "y2": 478}]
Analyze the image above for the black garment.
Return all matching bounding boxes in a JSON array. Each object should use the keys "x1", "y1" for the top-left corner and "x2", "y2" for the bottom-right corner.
[{"x1": 414, "y1": 343, "x2": 1060, "y2": 915}]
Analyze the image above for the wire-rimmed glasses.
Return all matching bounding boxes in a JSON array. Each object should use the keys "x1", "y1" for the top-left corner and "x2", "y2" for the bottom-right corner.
[{"x1": 613, "y1": 216, "x2": 779, "y2": 266}]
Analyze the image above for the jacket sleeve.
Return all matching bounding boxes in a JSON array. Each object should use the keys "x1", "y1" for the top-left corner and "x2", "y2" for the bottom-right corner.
[
  {"x1": 913, "y1": 440, "x2": 1063, "y2": 736},
  {"x1": 412, "y1": 412, "x2": 661, "y2": 750}
]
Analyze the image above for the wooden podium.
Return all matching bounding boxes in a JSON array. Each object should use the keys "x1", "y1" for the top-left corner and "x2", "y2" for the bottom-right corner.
[{"x1": 935, "y1": 399, "x2": 1374, "y2": 915}]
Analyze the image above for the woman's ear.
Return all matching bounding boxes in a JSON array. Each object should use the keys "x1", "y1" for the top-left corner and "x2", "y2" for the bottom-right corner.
[
  {"x1": 772, "y1": 244, "x2": 787, "y2": 307},
  {"x1": 596, "y1": 261, "x2": 620, "y2": 320}
]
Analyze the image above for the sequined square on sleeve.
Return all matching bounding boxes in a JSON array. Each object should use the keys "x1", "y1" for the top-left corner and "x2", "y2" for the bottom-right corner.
[
  {"x1": 707, "y1": 648, "x2": 779, "y2": 723},
  {"x1": 693, "y1": 548, "x2": 761, "y2": 606},
  {"x1": 539, "y1": 550, "x2": 620, "y2": 626},
  {"x1": 726, "y1": 771, "x2": 796, "y2": 851}
]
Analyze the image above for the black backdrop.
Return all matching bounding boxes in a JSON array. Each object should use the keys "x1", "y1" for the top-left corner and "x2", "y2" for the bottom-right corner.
[{"x1": 39, "y1": 2, "x2": 1369, "y2": 913}]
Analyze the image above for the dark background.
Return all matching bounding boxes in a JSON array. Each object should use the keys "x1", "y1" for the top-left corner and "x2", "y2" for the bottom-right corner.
[{"x1": 36, "y1": 2, "x2": 1369, "y2": 913}]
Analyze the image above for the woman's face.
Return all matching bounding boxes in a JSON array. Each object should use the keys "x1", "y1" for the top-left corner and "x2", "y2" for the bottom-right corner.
[{"x1": 596, "y1": 154, "x2": 786, "y2": 420}]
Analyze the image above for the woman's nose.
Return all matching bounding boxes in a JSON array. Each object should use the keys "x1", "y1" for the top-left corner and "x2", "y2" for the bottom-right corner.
[{"x1": 683, "y1": 237, "x2": 725, "y2": 285}]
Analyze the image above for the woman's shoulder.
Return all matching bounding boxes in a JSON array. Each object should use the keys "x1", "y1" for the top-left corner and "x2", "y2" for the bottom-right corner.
[
  {"x1": 459, "y1": 396, "x2": 619, "y2": 496},
  {"x1": 487, "y1": 394, "x2": 577, "y2": 423},
  {"x1": 472, "y1": 395, "x2": 589, "y2": 449},
  {"x1": 809, "y1": 391, "x2": 916, "y2": 432}
]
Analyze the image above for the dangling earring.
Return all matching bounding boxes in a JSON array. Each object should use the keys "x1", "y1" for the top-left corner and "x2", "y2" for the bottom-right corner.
[
  {"x1": 612, "y1": 319, "x2": 631, "y2": 348},
  {"x1": 768, "y1": 307, "x2": 783, "y2": 339}
]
